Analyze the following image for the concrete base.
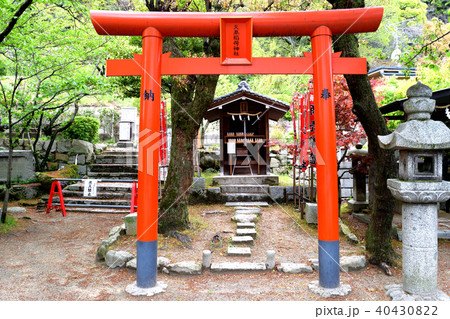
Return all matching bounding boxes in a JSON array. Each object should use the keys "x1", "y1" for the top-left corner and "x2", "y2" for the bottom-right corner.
[
  {"x1": 305, "y1": 203, "x2": 318, "y2": 224},
  {"x1": 125, "y1": 281, "x2": 168, "y2": 297},
  {"x1": 385, "y1": 284, "x2": 450, "y2": 301},
  {"x1": 347, "y1": 200, "x2": 368, "y2": 212},
  {"x1": 308, "y1": 280, "x2": 352, "y2": 298}
]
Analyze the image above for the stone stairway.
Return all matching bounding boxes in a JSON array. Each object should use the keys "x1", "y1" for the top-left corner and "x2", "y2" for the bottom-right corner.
[
  {"x1": 228, "y1": 205, "x2": 264, "y2": 258},
  {"x1": 88, "y1": 148, "x2": 138, "y2": 180},
  {"x1": 48, "y1": 146, "x2": 138, "y2": 214}
]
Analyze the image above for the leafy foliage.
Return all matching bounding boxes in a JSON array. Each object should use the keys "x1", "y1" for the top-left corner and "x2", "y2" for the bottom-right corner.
[{"x1": 63, "y1": 116, "x2": 100, "y2": 142}]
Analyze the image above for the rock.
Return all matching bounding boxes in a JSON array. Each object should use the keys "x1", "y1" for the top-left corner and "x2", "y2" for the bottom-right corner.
[
  {"x1": 56, "y1": 141, "x2": 72, "y2": 153},
  {"x1": 270, "y1": 158, "x2": 280, "y2": 168},
  {"x1": 7, "y1": 207, "x2": 26, "y2": 214},
  {"x1": 126, "y1": 258, "x2": 137, "y2": 269},
  {"x1": 124, "y1": 212, "x2": 137, "y2": 236},
  {"x1": 158, "y1": 257, "x2": 171, "y2": 269},
  {"x1": 55, "y1": 153, "x2": 69, "y2": 162},
  {"x1": 109, "y1": 224, "x2": 126, "y2": 237},
  {"x1": 96, "y1": 244, "x2": 108, "y2": 261},
  {"x1": 94, "y1": 143, "x2": 108, "y2": 154},
  {"x1": 162, "y1": 267, "x2": 169, "y2": 274},
  {"x1": 200, "y1": 155, "x2": 216, "y2": 169},
  {"x1": 102, "y1": 233, "x2": 120, "y2": 247},
  {"x1": 232, "y1": 214, "x2": 258, "y2": 223},
  {"x1": 105, "y1": 250, "x2": 134, "y2": 268},
  {"x1": 340, "y1": 255, "x2": 367, "y2": 272},
  {"x1": 71, "y1": 139, "x2": 94, "y2": 162},
  {"x1": 210, "y1": 262, "x2": 266, "y2": 273},
  {"x1": 277, "y1": 263, "x2": 313, "y2": 274},
  {"x1": 166, "y1": 261, "x2": 202, "y2": 275},
  {"x1": 308, "y1": 258, "x2": 319, "y2": 271}
]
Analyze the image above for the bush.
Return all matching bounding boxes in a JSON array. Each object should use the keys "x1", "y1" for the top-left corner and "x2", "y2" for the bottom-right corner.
[{"x1": 63, "y1": 116, "x2": 100, "y2": 142}]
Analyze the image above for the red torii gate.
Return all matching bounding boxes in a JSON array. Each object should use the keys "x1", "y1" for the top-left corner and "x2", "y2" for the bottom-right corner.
[{"x1": 90, "y1": 8, "x2": 383, "y2": 294}]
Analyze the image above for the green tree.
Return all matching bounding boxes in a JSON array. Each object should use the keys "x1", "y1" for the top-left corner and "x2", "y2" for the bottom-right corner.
[{"x1": 0, "y1": 1, "x2": 126, "y2": 222}]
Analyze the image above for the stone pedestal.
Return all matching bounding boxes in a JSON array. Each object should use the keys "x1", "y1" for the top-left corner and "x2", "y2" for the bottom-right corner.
[
  {"x1": 378, "y1": 82, "x2": 450, "y2": 301},
  {"x1": 387, "y1": 179, "x2": 450, "y2": 296}
]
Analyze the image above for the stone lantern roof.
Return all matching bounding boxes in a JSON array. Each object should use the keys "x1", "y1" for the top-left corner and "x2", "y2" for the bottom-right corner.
[{"x1": 378, "y1": 82, "x2": 450, "y2": 150}]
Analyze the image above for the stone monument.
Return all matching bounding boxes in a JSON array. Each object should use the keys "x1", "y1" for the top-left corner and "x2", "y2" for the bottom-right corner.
[{"x1": 378, "y1": 82, "x2": 450, "y2": 301}]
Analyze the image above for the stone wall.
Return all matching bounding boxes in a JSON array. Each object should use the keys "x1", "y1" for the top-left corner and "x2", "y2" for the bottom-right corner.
[
  {"x1": 0, "y1": 138, "x2": 107, "y2": 178},
  {"x1": 0, "y1": 150, "x2": 35, "y2": 182}
]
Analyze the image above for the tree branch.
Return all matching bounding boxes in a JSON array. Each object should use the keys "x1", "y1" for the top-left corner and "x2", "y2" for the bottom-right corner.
[
  {"x1": 0, "y1": 0, "x2": 34, "y2": 44},
  {"x1": 403, "y1": 30, "x2": 450, "y2": 65}
]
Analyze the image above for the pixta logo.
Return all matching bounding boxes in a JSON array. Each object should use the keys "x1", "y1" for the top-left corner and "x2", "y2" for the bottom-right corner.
[{"x1": 138, "y1": 128, "x2": 161, "y2": 176}]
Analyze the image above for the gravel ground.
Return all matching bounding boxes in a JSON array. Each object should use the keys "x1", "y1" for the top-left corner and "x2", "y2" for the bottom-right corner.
[{"x1": 0, "y1": 203, "x2": 449, "y2": 302}]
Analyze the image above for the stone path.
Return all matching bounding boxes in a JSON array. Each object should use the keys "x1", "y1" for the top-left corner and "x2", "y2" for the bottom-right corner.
[{"x1": 228, "y1": 203, "x2": 264, "y2": 257}]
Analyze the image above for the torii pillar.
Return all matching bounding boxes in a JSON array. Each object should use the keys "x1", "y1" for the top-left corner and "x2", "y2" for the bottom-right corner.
[{"x1": 90, "y1": 8, "x2": 383, "y2": 295}]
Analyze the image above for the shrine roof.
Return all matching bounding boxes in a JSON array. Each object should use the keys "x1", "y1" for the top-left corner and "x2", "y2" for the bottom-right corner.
[{"x1": 205, "y1": 81, "x2": 290, "y2": 122}]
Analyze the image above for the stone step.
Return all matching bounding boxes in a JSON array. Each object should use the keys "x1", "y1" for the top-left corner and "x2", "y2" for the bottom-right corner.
[
  {"x1": 227, "y1": 247, "x2": 251, "y2": 257},
  {"x1": 231, "y1": 214, "x2": 258, "y2": 223},
  {"x1": 222, "y1": 193, "x2": 270, "y2": 202},
  {"x1": 220, "y1": 184, "x2": 269, "y2": 194},
  {"x1": 210, "y1": 262, "x2": 266, "y2": 273},
  {"x1": 231, "y1": 235, "x2": 254, "y2": 245},
  {"x1": 89, "y1": 164, "x2": 138, "y2": 173},
  {"x1": 88, "y1": 172, "x2": 138, "y2": 180},
  {"x1": 67, "y1": 182, "x2": 133, "y2": 192},
  {"x1": 226, "y1": 202, "x2": 269, "y2": 207},
  {"x1": 213, "y1": 175, "x2": 279, "y2": 186},
  {"x1": 101, "y1": 151, "x2": 139, "y2": 157},
  {"x1": 236, "y1": 228, "x2": 257, "y2": 238},
  {"x1": 60, "y1": 191, "x2": 132, "y2": 199},
  {"x1": 236, "y1": 222, "x2": 256, "y2": 228},
  {"x1": 234, "y1": 209, "x2": 262, "y2": 215},
  {"x1": 95, "y1": 155, "x2": 138, "y2": 165}
]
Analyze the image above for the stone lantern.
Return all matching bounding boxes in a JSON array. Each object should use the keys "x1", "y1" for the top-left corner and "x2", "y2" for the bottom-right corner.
[
  {"x1": 378, "y1": 82, "x2": 450, "y2": 300},
  {"x1": 347, "y1": 144, "x2": 369, "y2": 213}
]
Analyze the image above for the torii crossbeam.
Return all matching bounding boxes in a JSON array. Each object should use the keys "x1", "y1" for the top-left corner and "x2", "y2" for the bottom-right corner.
[{"x1": 90, "y1": 7, "x2": 383, "y2": 294}]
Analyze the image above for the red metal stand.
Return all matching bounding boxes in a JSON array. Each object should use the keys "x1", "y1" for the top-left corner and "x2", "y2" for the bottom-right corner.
[{"x1": 46, "y1": 181, "x2": 66, "y2": 217}]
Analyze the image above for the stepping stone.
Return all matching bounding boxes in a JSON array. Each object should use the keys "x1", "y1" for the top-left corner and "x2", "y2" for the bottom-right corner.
[
  {"x1": 236, "y1": 228, "x2": 257, "y2": 238},
  {"x1": 226, "y1": 202, "x2": 269, "y2": 207},
  {"x1": 232, "y1": 214, "x2": 258, "y2": 223},
  {"x1": 277, "y1": 263, "x2": 313, "y2": 274},
  {"x1": 236, "y1": 222, "x2": 255, "y2": 228},
  {"x1": 234, "y1": 209, "x2": 262, "y2": 215},
  {"x1": 234, "y1": 206, "x2": 260, "y2": 210},
  {"x1": 227, "y1": 246, "x2": 251, "y2": 257},
  {"x1": 210, "y1": 262, "x2": 266, "y2": 273},
  {"x1": 340, "y1": 255, "x2": 367, "y2": 272},
  {"x1": 231, "y1": 236, "x2": 254, "y2": 245}
]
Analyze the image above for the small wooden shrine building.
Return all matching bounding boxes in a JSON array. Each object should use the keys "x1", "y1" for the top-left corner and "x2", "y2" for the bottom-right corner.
[{"x1": 204, "y1": 81, "x2": 290, "y2": 175}]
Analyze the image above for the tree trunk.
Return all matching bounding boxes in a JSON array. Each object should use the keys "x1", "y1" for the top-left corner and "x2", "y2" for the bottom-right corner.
[
  {"x1": 1, "y1": 113, "x2": 14, "y2": 223},
  {"x1": 158, "y1": 74, "x2": 219, "y2": 233},
  {"x1": 328, "y1": 0, "x2": 397, "y2": 264}
]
